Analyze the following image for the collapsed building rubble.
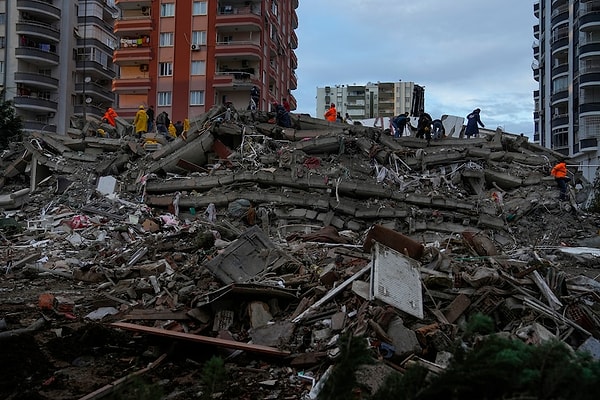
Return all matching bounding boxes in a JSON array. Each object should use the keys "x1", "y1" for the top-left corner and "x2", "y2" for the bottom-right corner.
[{"x1": 2, "y1": 105, "x2": 600, "y2": 399}]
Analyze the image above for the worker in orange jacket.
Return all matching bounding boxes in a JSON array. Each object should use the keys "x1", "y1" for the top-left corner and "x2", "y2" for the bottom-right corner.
[
  {"x1": 102, "y1": 107, "x2": 118, "y2": 127},
  {"x1": 551, "y1": 159, "x2": 570, "y2": 201},
  {"x1": 324, "y1": 103, "x2": 337, "y2": 122}
]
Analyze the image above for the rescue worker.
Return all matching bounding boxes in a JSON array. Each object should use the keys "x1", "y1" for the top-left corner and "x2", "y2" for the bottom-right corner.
[
  {"x1": 324, "y1": 103, "x2": 337, "y2": 122},
  {"x1": 102, "y1": 107, "x2": 118, "y2": 127},
  {"x1": 551, "y1": 159, "x2": 570, "y2": 201},
  {"x1": 133, "y1": 105, "x2": 148, "y2": 138}
]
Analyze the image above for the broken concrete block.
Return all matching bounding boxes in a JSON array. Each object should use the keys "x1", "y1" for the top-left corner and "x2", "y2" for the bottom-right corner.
[
  {"x1": 248, "y1": 301, "x2": 273, "y2": 329},
  {"x1": 386, "y1": 317, "x2": 421, "y2": 357}
]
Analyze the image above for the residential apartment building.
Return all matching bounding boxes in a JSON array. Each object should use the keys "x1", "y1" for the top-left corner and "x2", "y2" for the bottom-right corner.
[
  {"x1": 0, "y1": 0, "x2": 118, "y2": 135},
  {"x1": 113, "y1": 0, "x2": 299, "y2": 123},
  {"x1": 534, "y1": 0, "x2": 600, "y2": 181},
  {"x1": 0, "y1": 0, "x2": 298, "y2": 136},
  {"x1": 316, "y1": 81, "x2": 424, "y2": 121}
]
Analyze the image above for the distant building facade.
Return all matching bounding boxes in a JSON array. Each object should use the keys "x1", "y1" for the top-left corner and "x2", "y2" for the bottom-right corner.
[
  {"x1": 0, "y1": 0, "x2": 118, "y2": 134},
  {"x1": 112, "y1": 0, "x2": 299, "y2": 122},
  {"x1": 534, "y1": 0, "x2": 600, "y2": 181},
  {"x1": 316, "y1": 81, "x2": 425, "y2": 121},
  {"x1": 0, "y1": 0, "x2": 299, "y2": 136}
]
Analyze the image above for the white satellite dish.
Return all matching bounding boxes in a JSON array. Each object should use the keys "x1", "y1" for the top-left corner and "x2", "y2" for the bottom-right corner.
[
  {"x1": 84, "y1": 76, "x2": 91, "y2": 83},
  {"x1": 85, "y1": 97, "x2": 92, "y2": 104}
]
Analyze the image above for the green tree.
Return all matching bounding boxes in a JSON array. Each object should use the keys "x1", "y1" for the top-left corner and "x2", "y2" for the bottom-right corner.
[{"x1": 0, "y1": 100, "x2": 23, "y2": 150}]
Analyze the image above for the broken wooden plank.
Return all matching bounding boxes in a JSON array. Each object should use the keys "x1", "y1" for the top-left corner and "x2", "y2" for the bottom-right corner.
[{"x1": 111, "y1": 322, "x2": 291, "y2": 357}]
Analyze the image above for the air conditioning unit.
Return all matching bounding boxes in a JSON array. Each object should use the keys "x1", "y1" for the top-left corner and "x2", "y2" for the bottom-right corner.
[
  {"x1": 191, "y1": 44, "x2": 201, "y2": 51},
  {"x1": 140, "y1": 64, "x2": 149, "y2": 72}
]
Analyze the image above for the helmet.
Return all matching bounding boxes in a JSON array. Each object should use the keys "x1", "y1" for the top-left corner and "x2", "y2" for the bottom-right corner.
[{"x1": 139, "y1": 105, "x2": 145, "y2": 109}]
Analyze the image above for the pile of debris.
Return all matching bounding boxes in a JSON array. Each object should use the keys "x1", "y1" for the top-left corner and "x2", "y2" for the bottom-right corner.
[{"x1": 1, "y1": 105, "x2": 600, "y2": 399}]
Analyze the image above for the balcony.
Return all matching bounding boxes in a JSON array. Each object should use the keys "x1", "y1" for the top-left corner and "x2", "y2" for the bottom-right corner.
[
  {"x1": 290, "y1": 72, "x2": 297, "y2": 90},
  {"x1": 580, "y1": 12, "x2": 600, "y2": 31},
  {"x1": 17, "y1": 0, "x2": 61, "y2": 20},
  {"x1": 290, "y1": 31, "x2": 298, "y2": 50},
  {"x1": 533, "y1": 24, "x2": 539, "y2": 39},
  {"x1": 580, "y1": 102, "x2": 600, "y2": 114},
  {"x1": 290, "y1": 51, "x2": 298, "y2": 70},
  {"x1": 15, "y1": 46, "x2": 59, "y2": 66},
  {"x1": 213, "y1": 70, "x2": 258, "y2": 88},
  {"x1": 551, "y1": 37, "x2": 569, "y2": 54},
  {"x1": 551, "y1": 64, "x2": 568, "y2": 75},
  {"x1": 13, "y1": 96, "x2": 58, "y2": 113},
  {"x1": 580, "y1": 42, "x2": 600, "y2": 58},
  {"x1": 16, "y1": 21, "x2": 60, "y2": 42},
  {"x1": 77, "y1": 60, "x2": 116, "y2": 81},
  {"x1": 551, "y1": 90, "x2": 569, "y2": 103},
  {"x1": 116, "y1": 0, "x2": 151, "y2": 7},
  {"x1": 74, "y1": 104, "x2": 104, "y2": 119},
  {"x1": 580, "y1": 138, "x2": 598, "y2": 152},
  {"x1": 579, "y1": 70, "x2": 600, "y2": 86},
  {"x1": 551, "y1": 115, "x2": 569, "y2": 127},
  {"x1": 14, "y1": 72, "x2": 58, "y2": 90},
  {"x1": 112, "y1": 77, "x2": 152, "y2": 94},
  {"x1": 114, "y1": 17, "x2": 153, "y2": 35},
  {"x1": 291, "y1": 12, "x2": 298, "y2": 29},
  {"x1": 113, "y1": 46, "x2": 152, "y2": 65},
  {"x1": 217, "y1": 3, "x2": 262, "y2": 27},
  {"x1": 76, "y1": 82, "x2": 115, "y2": 102},
  {"x1": 551, "y1": 5, "x2": 569, "y2": 26},
  {"x1": 534, "y1": 2, "x2": 539, "y2": 19},
  {"x1": 215, "y1": 41, "x2": 262, "y2": 58}
]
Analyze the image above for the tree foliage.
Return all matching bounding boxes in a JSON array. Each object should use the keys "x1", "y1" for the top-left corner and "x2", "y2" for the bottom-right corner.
[
  {"x1": 371, "y1": 314, "x2": 600, "y2": 400},
  {"x1": 0, "y1": 100, "x2": 23, "y2": 150}
]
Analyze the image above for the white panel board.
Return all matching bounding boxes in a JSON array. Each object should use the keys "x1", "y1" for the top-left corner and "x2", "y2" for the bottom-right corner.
[{"x1": 370, "y1": 242, "x2": 424, "y2": 319}]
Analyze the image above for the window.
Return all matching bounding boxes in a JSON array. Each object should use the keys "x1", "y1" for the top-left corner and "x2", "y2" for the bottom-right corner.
[
  {"x1": 159, "y1": 62, "x2": 173, "y2": 76},
  {"x1": 0, "y1": 61, "x2": 4, "y2": 74},
  {"x1": 159, "y1": 32, "x2": 174, "y2": 47},
  {"x1": 271, "y1": 0, "x2": 278, "y2": 16},
  {"x1": 192, "y1": 31, "x2": 207, "y2": 45},
  {"x1": 191, "y1": 61, "x2": 206, "y2": 75},
  {"x1": 193, "y1": 1, "x2": 207, "y2": 15},
  {"x1": 190, "y1": 90, "x2": 205, "y2": 105},
  {"x1": 0, "y1": 13, "x2": 5, "y2": 24},
  {"x1": 552, "y1": 76, "x2": 568, "y2": 94},
  {"x1": 0, "y1": 37, "x2": 5, "y2": 49},
  {"x1": 160, "y1": 3, "x2": 175, "y2": 17},
  {"x1": 158, "y1": 91, "x2": 172, "y2": 106}
]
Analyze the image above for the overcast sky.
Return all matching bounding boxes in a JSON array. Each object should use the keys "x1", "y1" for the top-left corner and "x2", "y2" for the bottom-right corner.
[{"x1": 293, "y1": 0, "x2": 538, "y2": 136}]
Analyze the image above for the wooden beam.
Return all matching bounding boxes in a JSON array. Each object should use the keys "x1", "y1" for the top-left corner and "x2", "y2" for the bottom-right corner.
[{"x1": 111, "y1": 322, "x2": 290, "y2": 357}]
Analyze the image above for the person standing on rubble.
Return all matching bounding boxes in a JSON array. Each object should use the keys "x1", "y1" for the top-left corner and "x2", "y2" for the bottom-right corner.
[
  {"x1": 551, "y1": 159, "x2": 571, "y2": 201},
  {"x1": 133, "y1": 105, "x2": 148, "y2": 139},
  {"x1": 156, "y1": 111, "x2": 170, "y2": 138},
  {"x1": 324, "y1": 103, "x2": 337, "y2": 122},
  {"x1": 250, "y1": 86, "x2": 260, "y2": 110},
  {"x1": 432, "y1": 117, "x2": 445, "y2": 140},
  {"x1": 416, "y1": 110, "x2": 433, "y2": 144},
  {"x1": 146, "y1": 105, "x2": 155, "y2": 133},
  {"x1": 465, "y1": 108, "x2": 485, "y2": 138},
  {"x1": 102, "y1": 107, "x2": 118, "y2": 127},
  {"x1": 391, "y1": 112, "x2": 409, "y2": 138}
]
